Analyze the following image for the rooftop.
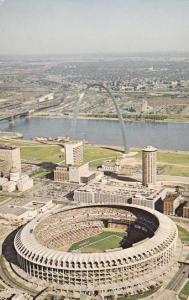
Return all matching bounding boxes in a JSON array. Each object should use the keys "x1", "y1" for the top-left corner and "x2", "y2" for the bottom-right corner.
[
  {"x1": 0, "y1": 145, "x2": 18, "y2": 150},
  {"x1": 143, "y1": 145, "x2": 157, "y2": 152},
  {"x1": 75, "y1": 177, "x2": 160, "y2": 200},
  {"x1": 164, "y1": 193, "x2": 178, "y2": 202},
  {"x1": 64, "y1": 141, "x2": 83, "y2": 146}
]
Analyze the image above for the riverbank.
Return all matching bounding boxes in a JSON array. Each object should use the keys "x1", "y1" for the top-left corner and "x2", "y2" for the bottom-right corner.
[
  {"x1": 0, "y1": 131, "x2": 23, "y2": 139},
  {"x1": 32, "y1": 113, "x2": 189, "y2": 124}
]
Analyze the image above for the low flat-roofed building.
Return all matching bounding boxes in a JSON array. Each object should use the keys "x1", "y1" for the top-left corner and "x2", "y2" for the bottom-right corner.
[
  {"x1": 80, "y1": 172, "x2": 96, "y2": 183},
  {"x1": 74, "y1": 176, "x2": 165, "y2": 209},
  {"x1": 0, "y1": 205, "x2": 29, "y2": 221},
  {"x1": 54, "y1": 164, "x2": 95, "y2": 184},
  {"x1": 132, "y1": 195, "x2": 156, "y2": 209},
  {"x1": 17, "y1": 175, "x2": 33, "y2": 192},
  {"x1": 10, "y1": 167, "x2": 21, "y2": 182},
  {"x1": 0, "y1": 196, "x2": 53, "y2": 222},
  {"x1": 54, "y1": 166, "x2": 69, "y2": 182},
  {"x1": 0, "y1": 177, "x2": 8, "y2": 189},
  {"x1": 101, "y1": 160, "x2": 120, "y2": 173},
  {"x1": 183, "y1": 202, "x2": 189, "y2": 219},
  {"x1": 133, "y1": 188, "x2": 167, "y2": 209},
  {"x1": 2, "y1": 180, "x2": 16, "y2": 192},
  {"x1": 69, "y1": 163, "x2": 92, "y2": 183},
  {"x1": 163, "y1": 193, "x2": 181, "y2": 216}
]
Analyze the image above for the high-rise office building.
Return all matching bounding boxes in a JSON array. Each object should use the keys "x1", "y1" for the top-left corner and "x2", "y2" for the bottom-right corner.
[
  {"x1": 0, "y1": 146, "x2": 21, "y2": 177},
  {"x1": 64, "y1": 141, "x2": 83, "y2": 166},
  {"x1": 142, "y1": 145, "x2": 157, "y2": 186}
]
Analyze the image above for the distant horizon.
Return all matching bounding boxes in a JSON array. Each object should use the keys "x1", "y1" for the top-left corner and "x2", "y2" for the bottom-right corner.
[
  {"x1": 0, "y1": 50, "x2": 189, "y2": 58},
  {"x1": 0, "y1": 0, "x2": 189, "y2": 55}
]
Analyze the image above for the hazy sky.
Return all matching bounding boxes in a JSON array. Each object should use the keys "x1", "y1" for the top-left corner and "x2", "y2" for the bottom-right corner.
[{"x1": 0, "y1": 0, "x2": 189, "y2": 55}]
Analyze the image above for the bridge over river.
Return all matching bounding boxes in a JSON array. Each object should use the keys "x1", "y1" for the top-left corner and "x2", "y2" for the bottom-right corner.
[{"x1": 0, "y1": 110, "x2": 34, "y2": 124}]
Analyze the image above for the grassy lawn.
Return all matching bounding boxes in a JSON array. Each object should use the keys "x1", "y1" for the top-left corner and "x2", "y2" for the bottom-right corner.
[
  {"x1": 0, "y1": 137, "x2": 37, "y2": 147},
  {"x1": 157, "y1": 151, "x2": 189, "y2": 176},
  {"x1": 157, "y1": 152, "x2": 189, "y2": 165},
  {"x1": 118, "y1": 288, "x2": 159, "y2": 300},
  {"x1": 31, "y1": 168, "x2": 52, "y2": 179},
  {"x1": 84, "y1": 145, "x2": 122, "y2": 169},
  {"x1": 177, "y1": 225, "x2": 189, "y2": 242},
  {"x1": 21, "y1": 145, "x2": 63, "y2": 163},
  {"x1": 179, "y1": 281, "x2": 189, "y2": 300},
  {"x1": 21, "y1": 144, "x2": 121, "y2": 167},
  {"x1": 1, "y1": 137, "x2": 189, "y2": 177},
  {"x1": 135, "y1": 149, "x2": 189, "y2": 177},
  {"x1": 159, "y1": 165, "x2": 189, "y2": 177},
  {"x1": 69, "y1": 231, "x2": 125, "y2": 253}
]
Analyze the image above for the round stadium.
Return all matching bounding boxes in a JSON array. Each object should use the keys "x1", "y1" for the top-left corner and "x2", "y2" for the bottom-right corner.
[{"x1": 14, "y1": 204, "x2": 178, "y2": 299}]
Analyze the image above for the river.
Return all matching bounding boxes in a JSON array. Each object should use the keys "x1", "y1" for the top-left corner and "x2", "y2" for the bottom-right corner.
[{"x1": 0, "y1": 117, "x2": 188, "y2": 151}]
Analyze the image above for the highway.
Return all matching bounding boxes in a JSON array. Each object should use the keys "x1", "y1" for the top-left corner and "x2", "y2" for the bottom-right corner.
[
  {"x1": 0, "y1": 255, "x2": 37, "y2": 295},
  {"x1": 166, "y1": 263, "x2": 189, "y2": 292},
  {"x1": 0, "y1": 235, "x2": 37, "y2": 296}
]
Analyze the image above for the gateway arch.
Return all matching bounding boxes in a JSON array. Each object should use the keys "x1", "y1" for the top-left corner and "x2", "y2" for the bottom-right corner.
[{"x1": 72, "y1": 83, "x2": 129, "y2": 154}]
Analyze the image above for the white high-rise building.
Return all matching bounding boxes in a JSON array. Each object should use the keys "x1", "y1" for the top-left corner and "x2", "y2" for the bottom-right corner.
[
  {"x1": 64, "y1": 141, "x2": 83, "y2": 166},
  {"x1": 0, "y1": 146, "x2": 21, "y2": 177},
  {"x1": 142, "y1": 145, "x2": 157, "y2": 186}
]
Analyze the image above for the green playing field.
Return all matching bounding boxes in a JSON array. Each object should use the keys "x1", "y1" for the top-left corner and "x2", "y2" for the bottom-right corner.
[{"x1": 68, "y1": 231, "x2": 126, "y2": 253}]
